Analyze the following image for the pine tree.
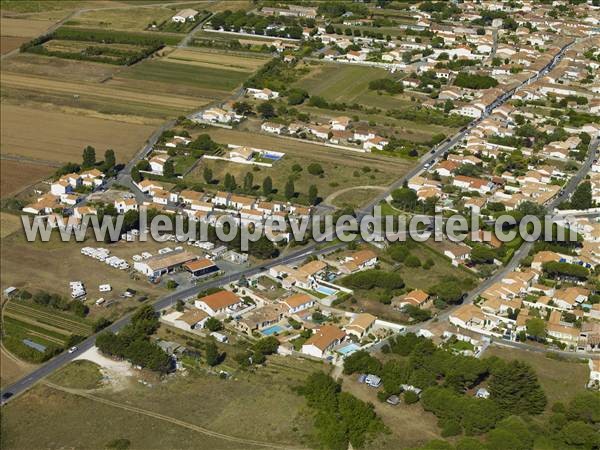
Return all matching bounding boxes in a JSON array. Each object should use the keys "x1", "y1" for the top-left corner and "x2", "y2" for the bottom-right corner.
[
  {"x1": 131, "y1": 167, "x2": 142, "y2": 183},
  {"x1": 489, "y1": 360, "x2": 547, "y2": 415},
  {"x1": 163, "y1": 159, "x2": 175, "y2": 178}
]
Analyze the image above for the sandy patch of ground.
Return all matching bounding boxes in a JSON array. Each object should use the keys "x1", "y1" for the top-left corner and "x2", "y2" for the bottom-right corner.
[{"x1": 75, "y1": 346, "x2": 133, "y2": 391}]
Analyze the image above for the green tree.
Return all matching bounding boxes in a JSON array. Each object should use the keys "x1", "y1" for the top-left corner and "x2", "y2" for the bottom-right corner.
[
  {"x1": 243, "y1": 172, "x2": 254, "y2": 192},
  {"x1": 205, "y1": 340, "x2": 220, "y2": 366},
  {"x1": 82, "y1": 145, "x2": 96, "y2": 168},
  {"x1": 224, "y1": 173, "x2": 237, "y2": 192},
  {"x1": 162, "y1": 159, "x2": 174, "y2": 178},
  {"x1": 525, "y1": 317, "x2": 546, "y2": 341},
  {"x1": 489, "y1": 360, "x2": 547, "y2": 415},
  {"x1": 307, "y1": 163, "x2": 324, "y2": 175},
  {"x1": 203, "y1": 167, "x2": 213, "y2": 184},
  {"x1": 104, "y1": 149, "x2": 116, "y2": 170},
  {"x1": 204, "y1": 317, "x2": 223, "y2": 332},
  {"x1": 232, "y1": 101, "x2": 252, "y2": 115},
  {"x1": 285, "y1": 178, "x2": 295, "y2": 199},
  {"x1": 570, "y1": 181, "x2": 592, "y2": 210},
  {"x1": 308, "y1": 184, "x2": 318, "y2": 205},
  {"x1": 257, "y1": 101, "x2": 276, "y2": 119},
  {"x1": 262, "y1": 176, "x2": 273, "y2": 196},
  {"x1": 131, "y1": 167, "x2": 142, "y2": 183}
]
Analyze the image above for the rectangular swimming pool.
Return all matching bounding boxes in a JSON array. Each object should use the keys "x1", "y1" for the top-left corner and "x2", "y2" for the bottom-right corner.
[
  {"x1": 337, "y1": 343, "x2": 360, "y2": 356},
  {"x1": 315, "y1": 285, "x2": 337, "y2": 296},
  {"x1": 261, "y1": 325, "x2": 286, "y2": 336}
]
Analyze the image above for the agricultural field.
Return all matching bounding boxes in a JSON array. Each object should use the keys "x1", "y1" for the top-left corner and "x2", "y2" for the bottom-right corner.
[
  {"x1": 163, "y1": 47, "x2": 270, "y2": 73},
  {"x1": 294, "y1": 63, "x2": 393, "y2": 105},
  {"x1": 185, "y1": 127, "x2": 413, "y2": 205},
  {"x1": 63, "y1": 6, "x2": 175, "y2": 31},
  {"x1": 0, "y1": 213, "x2": 22, "y2": 238},
  {"x1": 0, "y1": 104, "x2": 156, "y2": 164},
  {"x1": 0, "y1": 348, "x2": 35, "y2": 388},
  {"x1": 0, "y1": 16, "x2": 56, "y2": 55},
  {"x1": 0, "y1": 160, "x2": 55, "y2": 198},
  {"x1": 115, "y1": 59, "x2": 250, "y2": 96}
]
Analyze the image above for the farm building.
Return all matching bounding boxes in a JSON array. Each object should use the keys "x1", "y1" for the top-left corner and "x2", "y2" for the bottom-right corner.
[
  {"x1": 133, "y1": 250, "x2": 198, "y2": 277},
  {"x1": 184, "y1": 258, "x2": 219, "y2": 277},
  {"x1": 172, "y1": 8, "x2": 198, "y2": 22}
]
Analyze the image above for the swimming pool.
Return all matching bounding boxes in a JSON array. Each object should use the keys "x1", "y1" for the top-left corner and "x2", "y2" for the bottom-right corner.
[
  {"x1": 337, "y1": 343, "x2": 360, "y2": 356},
  {"x1": 315, "y1": 285, "x2": 337, "y2": 296},
  {"x1": 261, "y1": 325, "x2": 286, "y2": 336},
  {"x1": 262, "y1": 153, "x2": 282, "y2": 160}
]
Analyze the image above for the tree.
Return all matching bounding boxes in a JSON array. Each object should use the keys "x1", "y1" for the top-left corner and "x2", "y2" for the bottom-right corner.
[
  {"x1": 307, "y1": 163, "x2": 324, "y2": 175},
  {"x1": 489, "y1": 360, "x2": 547, "y2": 415},
  {"x1": 104, "y1": 149, "x2": 116, "y2": 170},
  {"x1": 308, "y1": 184, "x2": 318, "y2": 205},
  {"x1": 570, "y1": 181, "x2": 592, "y2": 210},
  {"x1": 203, "y1": 167, "x2": 213, "y2": 184},
  {"x1": 262, "y1": 176, "x2": 273, "y2": 196},
  {"x1": 224, "y1": 173, "x2": 237, "y2": 192},
  {"x1": 243, "y1": 172, "x2": 254, "y2": 192},
  {"x1": 287, "y1": 88, "x2": 308, "y2": 105},
  {"x1": 253, "y1": 336, "x2": 279, "y2": 356},
  {"x1": 163, "y1": 159, "x2": 175, "y2": 178},
  {"x1": 285, "y1": 178, "x2": 295, "y2": 199},
  {"x1": 131, "y1": 167, "x2": 142, "y2": 183},
  {"x1": 525, "y1": 318, "x2": 546, "y2": 341},
  {"x1": 343, "y1": 350, "x2": 382, "y2": 375},
  {"x1": 204, "y1": 317, "x2": 223, "y2": 332},
  {"x1": 470, "y1": 245, "x2": 495, "y2": 264},
  {"x1": 257, "y1": 101, "x2": 276, "y2": 119},
  {"x1": 205, "y1": 340, "x2": 220, "y2": 366},
  {"x1": 391, "y1": 187, "x2": 419, "y2": 210},
  {"x1": 82, "y1": 145, "x2": 96, "y2": 168},
  {"x1": 232, "y1": 101, "x2": 252, "y2": 115}
]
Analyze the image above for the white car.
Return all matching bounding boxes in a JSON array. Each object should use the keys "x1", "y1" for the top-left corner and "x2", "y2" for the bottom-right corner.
[{"x1": 68, "y1": 346, "x2": 78, "y2": 354}]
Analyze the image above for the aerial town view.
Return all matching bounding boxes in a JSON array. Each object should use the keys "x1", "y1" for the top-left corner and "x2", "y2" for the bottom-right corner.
[{"x1": 0, "y1": 0, "x2": 599, "y2": 449}]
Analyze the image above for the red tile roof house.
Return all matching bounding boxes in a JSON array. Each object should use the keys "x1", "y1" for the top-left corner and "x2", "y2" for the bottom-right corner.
[
  {"x1": 301, "y1": 325, "x2": 346, "y2": 359},
  {"x1": 194, "y1": 290, "x2": 245, "y2": 317}
]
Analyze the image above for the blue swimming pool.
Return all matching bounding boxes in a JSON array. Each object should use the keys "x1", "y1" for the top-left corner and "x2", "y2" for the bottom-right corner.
[
  {"x1": 337, "y1": 343, "x2": 360, "y2": 356},
  {"x1": 261, "y1": 325, "x2": 285, "y2": 336},
  {"x1": 315, "y1": 285, "x2": 337, "y2": 296}
]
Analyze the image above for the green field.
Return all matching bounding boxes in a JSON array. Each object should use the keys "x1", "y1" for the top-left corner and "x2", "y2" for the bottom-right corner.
[
  {"x1": 295, "y1": 63, "x2": 392, "y2": 104},
  {"x1": 119, "y1": 59, "x2": 250, "y2": 93},
  {"x1": 48, "y1": 360, "x2": 103, "y2": 390}
]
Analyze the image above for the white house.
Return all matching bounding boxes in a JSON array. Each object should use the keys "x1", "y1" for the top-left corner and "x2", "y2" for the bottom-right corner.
[
  {"x1": 301, "y1": 325, "x2": 346, "y2": 358},
  {"x1": 194, "y1": 290, "x2": 244, "y2": 317},
  {"x1": 246, "y1": 88, "x2": 279, "y2": 100},
  {"x1": 282, "y1": 293, "x2": 315, "y2": 314},
  {"x1": 172, "y1": 8, "x2": 198, "y2": 23},
  {"x1": 261, "y1": 122, "x2": 285, "y2": 134},
  {"x1": 363, "y1": 136, "x2": 389, "y2": 151},
  {"x1": 149, "y1": 155, "x2": 169, "y2": 175}
]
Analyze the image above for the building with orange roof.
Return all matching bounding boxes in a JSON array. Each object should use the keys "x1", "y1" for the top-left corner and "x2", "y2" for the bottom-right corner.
[
  {"x1": 194, "y1": 290, "x2": 244, "y2": 317},
  {"x1": 301, "y1": 325, "x2": 346, "y2": 358},
  {"x1": 345, "y1": 313, "x2": 376, "y2": 339},
  {"x1": 281, "y1": 293, "x2": 315, "y2": 314},
  {"x1": 184, "y1": 258, "x2": 219, "y2": 277}
]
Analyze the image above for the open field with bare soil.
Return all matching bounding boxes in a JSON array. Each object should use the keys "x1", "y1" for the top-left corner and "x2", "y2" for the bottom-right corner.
[
  {"x1": 0, "y1": 17, "x2": 56, "y2": 37},
  {"x1": 0, "y1": 36, "x2": 27, "y2": 54},
  {"x1": 0, "y1": 159, "x2": 55, "y2": 198},
  {"x1": 1, "y1": 104, "x2": 157, "y2": 164},
  {"x1": 1, "y1": 71, "x2": 207, "y2": 112},
  {"x1": 1, "y1": 53, "x2": 119, "y2": 81},
  {"x1": 0, "y1": 212, "x2": 22, "y2": 238}
]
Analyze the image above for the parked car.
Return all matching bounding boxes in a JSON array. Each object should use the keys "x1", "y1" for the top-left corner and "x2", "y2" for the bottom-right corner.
[
  {"x1": 357, "y1": 374, "x2": 367, "y2": 384},
  {"x1": 68, "y1": 346, "x2": 78, "y2": 354}
]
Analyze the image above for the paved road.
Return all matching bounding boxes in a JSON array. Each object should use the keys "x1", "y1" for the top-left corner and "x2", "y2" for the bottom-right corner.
[{"x1": 0, "y1": 32, "x2": 587, "y2": 405}]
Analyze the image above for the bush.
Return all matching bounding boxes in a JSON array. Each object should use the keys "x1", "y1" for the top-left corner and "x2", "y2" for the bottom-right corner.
[
  {"x1": 440, "y1": 419, "x2": 462, "y2": 437},
  {"x1": 307, "y1": 163, "x2": 324, "y2": 175},
  {"x1": 404, "y1": 255, "x2": 421, "y2": 267},
  {"x1": 404, "y1": 390, "x2": 419, "y2": 404}
]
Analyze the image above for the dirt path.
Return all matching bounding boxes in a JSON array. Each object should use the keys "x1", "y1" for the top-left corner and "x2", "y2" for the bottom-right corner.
[
  {"x1": 323, "y1": 185, "x2": 387, "y2": 206},
  {"x1": 44, "y1": 381, "x2": 307, "y2": 450}
]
